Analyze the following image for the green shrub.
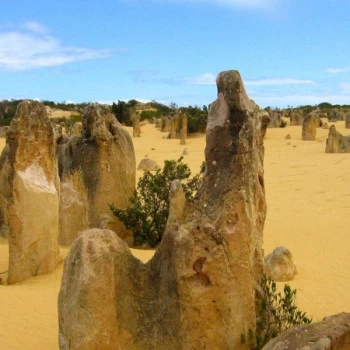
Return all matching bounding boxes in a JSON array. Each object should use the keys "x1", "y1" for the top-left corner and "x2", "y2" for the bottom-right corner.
[
  {"x1": 279, "y1": 119, "x2": 288, "y2": 128},
  {"x1": 110, "y1": 157, "x2": 204, "y2": 247},
  {"x1": 242, "y1": 275, "x2": 312, "y2": 349},
  {"x1": 140, "y1": 109, "x2": 161, "y2": 121}
]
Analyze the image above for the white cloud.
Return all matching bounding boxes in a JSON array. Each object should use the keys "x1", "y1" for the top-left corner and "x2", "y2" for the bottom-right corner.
[
  {"x1": 183, "y1": 73, "x2": 216, "y2": 85},
  {"x1": 245, "y1": 78, "x2": 316, "y2": 86},
  {"x1": 326, "y1": 66, "x2": 350, "y2": 73},
  {"x1": 22, "y1": 21, "x2": 48, "y2": 35},
  {"x1": 0, "y1": 23, "x2": 113, "y2": 71}
]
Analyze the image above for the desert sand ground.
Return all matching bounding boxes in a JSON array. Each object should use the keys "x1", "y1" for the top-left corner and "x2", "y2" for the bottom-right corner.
[{"x1": 0, "y1": 120, "x2": 349, "y2": 349}]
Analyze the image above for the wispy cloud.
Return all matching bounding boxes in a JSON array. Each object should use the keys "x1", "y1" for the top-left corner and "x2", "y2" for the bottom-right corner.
[
  {"x1": 245, "y1": 78, "x2": 316, "y2": 86},
  {"x1": 326, "y1": 66, "x2": 350, "y2": 73},
  {"x1": 129, "y1": 69, "x2": 160, "y2": 76},
  {"x1": 21, "y1": 21, "x2": 48, "y2": 35},
  {"x1": 129, "y1": 69, "x2": 160, "y2": 83},
  {"x1": 0, "y1": 21, "x2": 113, "y2": 71},
  {"x1": 183, "y1": 73, "x2": 216, "y2": 85}
]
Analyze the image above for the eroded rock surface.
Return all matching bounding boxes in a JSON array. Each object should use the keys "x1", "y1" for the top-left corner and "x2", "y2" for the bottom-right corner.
[
  {"x1": 59, "y1": 169, "x2": 89, "y2": 245},
  {"x1": 180, "y1": 113, "x2": 187, "y2": 145},
  {"x1": 262, "y1": 313, "x2": 350, "y2": 350},
  {"x1": 137, "y1": 157, "x2": 160, "y2": 171},
  {"x1": 290, "y1": 110, "x2": 303, "y2": 126},
  {"x1": 131, "y1": 111, "x2": 141, "y2": 137},
  {"x1": 264, "y1": 246, "x2": 297, "y2": 282},
  {"x1": 57, "y1": 105, "x2": 136, "y2": 244},
  {"x1": 58, "y1": 70, "x2": 270, "y2": 349},
  {"x1": 0, "y1": 101, "x2": 60, "y2": 283},
  {"x1": 325, "y1": 125, "x2": 350, "y2": 153},
  {"x1": 346, "y1": 115, "x2": 350, "y2": 129},
  {"x1": 302, "y1": 112, "x2": 319, "y2": 140}
]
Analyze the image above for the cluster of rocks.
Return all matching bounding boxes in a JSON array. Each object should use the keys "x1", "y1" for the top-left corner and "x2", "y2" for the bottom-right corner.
[
  {"x1": 0, "y1": 101, "x2": 136, "y2": 283},
  {"x1": 161, "y1": 111, "x2": 188, "y2": 144},
  {"x1": 58, "y1": 70, "x2": 271, "y2": 349},
  {"x1": 1, "y1": 71, "x2": 349, "y2": 348}
]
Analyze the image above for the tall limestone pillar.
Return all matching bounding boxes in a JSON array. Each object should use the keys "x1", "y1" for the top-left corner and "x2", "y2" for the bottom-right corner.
[
  {"x1": 59, "y1": 70, "x2": 270, "y2": 349},
  {"x1": 2, "y1": 101, "x2": 61, "y2": 284}
]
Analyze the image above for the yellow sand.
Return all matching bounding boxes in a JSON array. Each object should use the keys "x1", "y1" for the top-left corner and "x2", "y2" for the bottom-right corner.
[{"x1": 0, "y1": 121, "x2": 350, "y2": 349}]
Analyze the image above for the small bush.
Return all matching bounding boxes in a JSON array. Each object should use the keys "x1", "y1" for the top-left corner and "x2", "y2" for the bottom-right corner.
[
  {"x1": 242, "y1": 275, "x2": 312, "y2": 349},
  {"x1": 279, "y1": 119, "x2": 288, "y2": 128},
  {"x1": 110, "y1": 157, "x2": 204, "y2": 247}
]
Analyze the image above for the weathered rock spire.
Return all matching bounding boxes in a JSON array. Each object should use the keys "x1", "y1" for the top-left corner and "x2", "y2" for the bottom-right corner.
[
  {"x1": 0, "y1": 101, "x2": 61, "y2": 284},
  {"x1": 59, "y1": 70, "x2": 270, "y2": 349}
]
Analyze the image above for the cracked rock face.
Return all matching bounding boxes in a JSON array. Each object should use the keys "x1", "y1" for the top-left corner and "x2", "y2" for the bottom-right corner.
[
  {"x1": 0, "y1": 101, "x2": 60, "y2": 284},
  {"x1": 58, "y1": 70, "x2": 270, "y2": 349},
  {"x1": 57, "y1": 105, "x2": 136, "y2": 244}
]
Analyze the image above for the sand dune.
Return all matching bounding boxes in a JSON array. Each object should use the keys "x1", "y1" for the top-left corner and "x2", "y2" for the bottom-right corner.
[{"x1": 0, "y1": 121, "x2": 349, "y2": 349}]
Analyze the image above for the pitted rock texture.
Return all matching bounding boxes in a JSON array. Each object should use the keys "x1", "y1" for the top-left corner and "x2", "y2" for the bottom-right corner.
[
  {"x1": 58, "y1": 70, "x2": 270, "y2": 349},
  {"x1": 264, "y1": 246, "x2": 297, "y2": 282},
  {"x1": 0, "y1": 101, "x2": 60, "y2": 284},
  {"x1": 262, "y1": 313, "x2": 350, "y2": 350},
  {"x1": 57, "y1": 105, "x2": 136, "y2": 244}
]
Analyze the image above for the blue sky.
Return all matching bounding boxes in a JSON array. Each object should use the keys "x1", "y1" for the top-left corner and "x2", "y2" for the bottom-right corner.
[{"x1": 0, "y1": 0, "x2": 349, "y2": 108}]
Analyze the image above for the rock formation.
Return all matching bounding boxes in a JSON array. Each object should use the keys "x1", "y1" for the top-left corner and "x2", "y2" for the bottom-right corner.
[
  {"x1": 302, "y1": 112, "x2": 318, "y2": 140},
  {"x1": 67, "y1": 122, "x2": 82, "y2": 136},
  {"x1": 264, "y1": 246, "x2": 297, "y2": 282},
  {"x1": 325, "y1": 125, "x2": 350, "y2": 153},
  {"x1": 289, "y1": 110, "x2": 303, "y2": 126},
  {"x1": 161, "y1": 116, "x2": 172, "y2": 132},
  {"x1": 0, "y1": 126, "x2": 9, "y2": 138},
  {"x1": 267, "y1": 110, "x2": 284, "y2": 128},
  {"x1": 180, "y1": 114, "x2": 187, "y2": 145},
  {"x1": 161, "y1": 112, "x2": 188, "y2": 140},
  {"x1": 263, "y1": 313, "x2": 350, "y2": 349},
  {"x1": 59, "y1": 169, "x2": 89, "y2": 245},
  {"x1": 137, "y1": 158, "x2": 160, "y2": 171},
  {"x1": 131, "y1": 111, "x2": 141, "y2": 137},
  {"x1": 0, "y1": 101, "x2": 60, "y2": 284},
  {"x1": 58, "y1": 70, "x2": 270, "y2": 349},
  {"x1": 346, "y1": 115, "x2": 350, "y2": 129},
  {"x1": 57, "y1": 105, "x2": 136, "y2": 244},
  {"x1": 170, "y1": 114, "x2": 180, "y2": 139}
]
